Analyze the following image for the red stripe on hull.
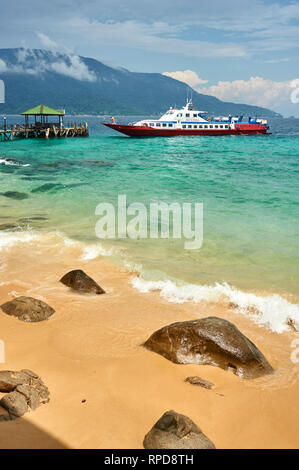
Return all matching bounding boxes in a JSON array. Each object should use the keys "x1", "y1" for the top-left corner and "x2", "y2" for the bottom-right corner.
[{"x1": 102, "y1": 123, "x2": 268, "y2": 137}]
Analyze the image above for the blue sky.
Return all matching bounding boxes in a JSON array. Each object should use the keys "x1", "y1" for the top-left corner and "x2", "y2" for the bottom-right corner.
[{"x1": 1, "y1": 0, "x2": 299, "y2": 115}]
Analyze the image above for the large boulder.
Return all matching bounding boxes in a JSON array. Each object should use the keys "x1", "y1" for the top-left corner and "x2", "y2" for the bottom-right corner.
[
  {"x1": 144, "y1": 316, "x2": 273, "y2": 379},
  {"x1": 1, "y1": 296, "x2": 55, "y2": 322},
  {"x1": 60, "y1": 269, "x2": 105, "y2": 294},
  {"x1": 143, "y1": 410, "x2": 215, "y2": 449},
  {"x1": 0, "y1": 369, "x2": 50, "y2": 420}
]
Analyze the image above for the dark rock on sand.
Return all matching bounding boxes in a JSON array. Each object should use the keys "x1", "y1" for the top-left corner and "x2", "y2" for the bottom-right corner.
[
  {"x1": 0, "y1": 370, "x2": 31, "y2": 392},
  {"x1": 0, "y1": 369, "x2": 50, "y2": 420},
  {"x1": 144, "y1": 316, "x2": 273, "y2": 379},
  {"x1": 60, "y1": 269, "x2": 105, "y2": 294},
  {"x1": 185, "y1": 376, "x2": 214, "y2": 390},
  {"x1": 1, "y1": 296, "x2": 55, "y2": 322},
  {"x1": 143, "y1": 410, "x2": 215, "y2": 449},
  {"x1": 0, "y1": 391, "x2": 28, "y2": 418},
  {"x1": 15, "y1": 384, "x2": 41, "y2": 410},
  {"x1": 0, "y1": 191, "x2": 29, "y2": 200}
]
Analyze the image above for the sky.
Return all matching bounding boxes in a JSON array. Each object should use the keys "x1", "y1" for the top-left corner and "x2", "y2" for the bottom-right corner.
[{"x1": 1, "y1": 0, "x2": 299, "y2": 116}]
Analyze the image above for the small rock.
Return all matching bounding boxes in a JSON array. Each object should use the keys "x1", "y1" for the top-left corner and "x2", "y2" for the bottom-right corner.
[
  {"x1": 1, "y1": 296, "x2": 55, "y2": 322},
  {"x1": 0, "y1": 370, "x2": 31, "y2": 392},
  {"x1": 143, "y1": 410, "x2": 215, "y2": 449},
  {"x1": 16, "y1": 384, "x2": 41, "y2": 410},
  {"x1": 60, "y1": 269, "x2": 105, "y2": 294},
  {"x1": 185, "y1": 376, "x2": 214, "y2": 390},
  {"x1": 0, "y1": 369, "x2": 49, "y2": 420},
  {"x1": 0, "y1": 391, "x2": 28, "y2": 418}
]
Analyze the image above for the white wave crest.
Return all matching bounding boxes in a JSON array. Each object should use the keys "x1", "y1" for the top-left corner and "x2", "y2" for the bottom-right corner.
[
  {"x1": 131, "y1": 277, "x2": 299, "y2": 334},
  {"x1": 0, "y1": 230, "x2": 38, "y2": 251},
  {"x1": 0, "y1": 158, "x2": 29, "y2": 166},
  {"x1": 80, "y1": 243, "x2": 115, "y2": 260}
]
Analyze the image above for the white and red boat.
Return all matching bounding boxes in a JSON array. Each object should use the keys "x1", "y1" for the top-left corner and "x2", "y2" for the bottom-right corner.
[{"x1": 102, "y1": 99, "x2": 270, "y2": 137}]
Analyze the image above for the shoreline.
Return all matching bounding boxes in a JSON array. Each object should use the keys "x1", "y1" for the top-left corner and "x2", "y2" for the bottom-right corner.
[{"x1": 0, "y1": 232, "x2": 298, "y2": 448}]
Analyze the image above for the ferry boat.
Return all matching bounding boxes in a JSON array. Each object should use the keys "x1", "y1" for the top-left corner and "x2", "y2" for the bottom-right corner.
[{"x1": 102, "y1": 99, "x2": 270, "y2": 137}]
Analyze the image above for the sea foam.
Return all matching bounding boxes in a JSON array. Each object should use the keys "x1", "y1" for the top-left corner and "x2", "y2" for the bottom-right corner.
[
  {"x1": 131, "y1": 277, "x2": 299, "y2": 334},
  {"x1": 0, "y1": 229, "x2": 38, "y2": 251},
  {"x1": 0, "y1": 158, "x2": 29, "y2": 167}
]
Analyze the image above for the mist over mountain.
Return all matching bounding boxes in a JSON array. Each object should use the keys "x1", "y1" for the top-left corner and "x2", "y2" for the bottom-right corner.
[{"x1": 0, "y1": 48, "x2": 281, "y2": 117}]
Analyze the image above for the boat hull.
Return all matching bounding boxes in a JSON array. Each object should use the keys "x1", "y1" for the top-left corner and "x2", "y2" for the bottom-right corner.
[{"x1": 102, "y1": 122, "x2": 269, "y2": 137}]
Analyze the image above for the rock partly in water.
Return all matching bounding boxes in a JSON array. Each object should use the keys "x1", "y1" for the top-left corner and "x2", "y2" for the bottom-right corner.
[
  {"x1": 143, "y1": 410, "x2": 215, "y2": 449},
  {"x1": 60, "y1": 269, "x2": 105, "y2": 294},
  {"x1": 0, "y1": 191, "x2": 29, "y2": 200},
  {"x1": 1, "y1": 296, "x2": 55, "y2": 322},
  {"x1": 0, "y1": 369, "x2": 50, "y2": 420},
  {"x1": 144, "y1": 316, "x2": 273, "y2": 379},
  {"x1": 185, "y1": 376, "x2": 214, "y2": 390}
]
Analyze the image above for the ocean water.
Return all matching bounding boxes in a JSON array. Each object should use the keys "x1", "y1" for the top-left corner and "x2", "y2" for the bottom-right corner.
[{"x1": 0, "y1": 115, "x2": 299, "y2": 332}]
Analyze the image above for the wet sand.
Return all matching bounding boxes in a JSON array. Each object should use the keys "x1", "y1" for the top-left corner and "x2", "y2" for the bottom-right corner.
[{"x1": 0, "y1": 234, "x2": 298, "y2": 449}]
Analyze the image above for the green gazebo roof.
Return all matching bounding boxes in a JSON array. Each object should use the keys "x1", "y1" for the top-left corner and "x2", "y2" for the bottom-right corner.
[{"x1": 21, "y1": 104, "x2": 65, "y2": 116}]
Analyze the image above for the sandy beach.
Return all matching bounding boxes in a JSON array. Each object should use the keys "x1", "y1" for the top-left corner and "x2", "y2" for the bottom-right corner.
[{"x1": 0, "y1": 233, "x2": 298, "y2": 449}]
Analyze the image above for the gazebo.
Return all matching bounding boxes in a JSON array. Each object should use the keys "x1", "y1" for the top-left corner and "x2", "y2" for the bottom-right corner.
[{"x1": 21, "y1": 104, "x2": 65, "y2": 129}]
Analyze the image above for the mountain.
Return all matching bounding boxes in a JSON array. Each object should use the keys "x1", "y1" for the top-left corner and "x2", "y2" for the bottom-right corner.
[{"x1": 0, "y1": 48, "x2": 281, "y2": 117}]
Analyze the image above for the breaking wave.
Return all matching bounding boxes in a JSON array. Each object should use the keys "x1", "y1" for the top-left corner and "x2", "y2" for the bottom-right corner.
[{"x1": 131, "y1": 277, "x2": 299, "y2": 334}]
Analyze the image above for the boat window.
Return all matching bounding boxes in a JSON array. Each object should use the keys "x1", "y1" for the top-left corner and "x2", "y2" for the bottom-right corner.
[
  {"x1": 188, "y1": 125, "x2": 192, "y2": 128},
  {"x1": 150, "y1": 123, "x2": 155, "y2": 127},
  {"x1": 177, "y1": 113, "x2": 182, "y2": 117},
  {"x1": 186, "y1": 113, "x2": 190, "y2": 117},
  {"x1": 162, "y1": 123, "x2": 167, "y2": 127},
  {"x1": 215, "y1": 125, "x2": 219, "y2": 128},
  {"x1": 204, "y1": 125, "x2": 208, "y2": 128},
  {"x1": 199, "y1": 125, "x2": 203, "y2": 129},
  {"x1": 193, "y1": 125, "x2": 197, "y2": 129},
  {"x1": 156, "y1": 123, "x2": 161, "y2": 127},
  {"x1": 168, "y1": 123, "x2": 173, "y2": 127},
  {"x1": 220, "y1": 125, "x2": 223, "y2": 128},
  {"x1": 182, "y1": 125, "x2": 186, "y2": 128},
  {"x1": 193, "y1": 114, "x2": 198, "y2": 117},
  {"x1": 209, "y1": 125, "x2": 213, "y2": 128},
  {"x1": 225, "y1": 125, "x2": 229, "y2": 128}
]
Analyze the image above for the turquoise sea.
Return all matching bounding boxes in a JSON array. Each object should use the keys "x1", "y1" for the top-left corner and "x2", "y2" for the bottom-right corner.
[{"x1": 1, "y1": 115, "x2": 299, "y2": 331}]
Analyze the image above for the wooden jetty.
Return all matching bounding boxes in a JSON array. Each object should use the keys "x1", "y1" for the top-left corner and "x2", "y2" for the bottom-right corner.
[{"x1": 0, "y1": 104, "x2": 89, "y2": 141}]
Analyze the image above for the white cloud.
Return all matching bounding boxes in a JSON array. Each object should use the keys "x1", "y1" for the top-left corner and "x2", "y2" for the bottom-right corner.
[
  {"x1": 3, "y1": 48, "x2": 96, "y2": 82},
  {"x1": 36, "y1": 32, "x2": 58, "y2": 49},
  {"x1": 199, "y1": 77, "x2": 293, "y2": 109},
  {"x1": 163, "y1": 70, "x2": 208, "y2": 88},
  {"x1": 50, "y1": 55, "x2": 96, "y2": 82},
  {"x1": 163, "y1": 70, "x2": 299, "y2": 113},
  {"x1": 60, "y1": 18, "x2": 247, "y2": 58}
]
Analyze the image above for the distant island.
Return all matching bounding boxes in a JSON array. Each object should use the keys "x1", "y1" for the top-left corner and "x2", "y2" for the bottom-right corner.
[{"x1": 0, "y1": 48, "x2": 282, "y2": 117}]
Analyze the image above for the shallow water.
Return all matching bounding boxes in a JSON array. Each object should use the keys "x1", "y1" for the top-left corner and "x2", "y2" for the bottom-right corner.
[{"x1": 0, "y1": 115, "x2": 299, "y2": 331}]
